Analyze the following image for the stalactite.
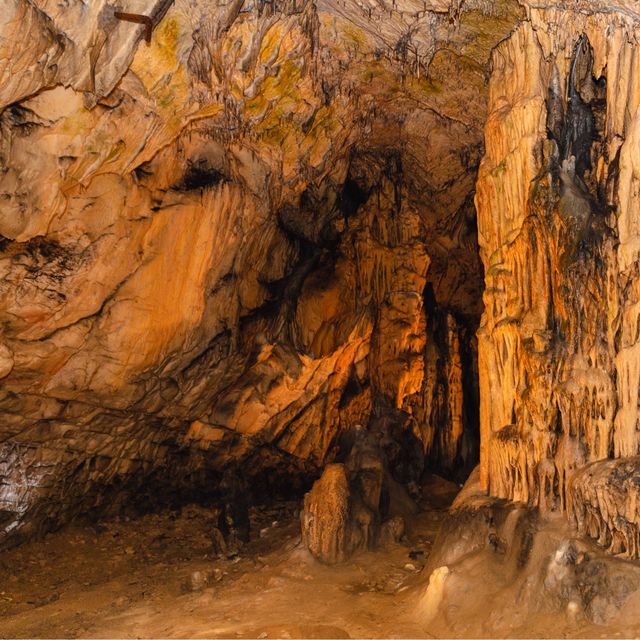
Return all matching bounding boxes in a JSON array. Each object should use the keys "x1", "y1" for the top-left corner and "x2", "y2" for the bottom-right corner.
[{"x1": 476, "y1": 8, "x2": 640, "y2": 557}]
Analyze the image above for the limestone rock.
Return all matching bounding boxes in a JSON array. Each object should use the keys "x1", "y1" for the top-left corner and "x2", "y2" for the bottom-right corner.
[
  {"x1": 570, "y1": 458, "x2": 640, "y2": 558},
  {"x1": 418, "y1": 565, "x2": 450, "y2": 624},
  {"x1": 301, "y1": 464, "x2": 355, "y2": 564},
  {"x1": 475, "y1": 4, "x2": 640, "y2": 546},
  {"x1": 0, "y1": 0, "x2": 512, "y2": 543},
  {"x1": 422, "y1": 477, "x2": 640, "y2": 636},
  {"x1": 302, "y1": 420, "x2": 421, "y2": 562},
  {"x1": 380, "y1": 515, "x2": 406, "y2": 546}
]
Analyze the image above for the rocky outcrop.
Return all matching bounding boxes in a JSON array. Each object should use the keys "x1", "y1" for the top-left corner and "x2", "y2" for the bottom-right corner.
[
  {"x1": 301, "y1": 421, "x2": 415, "y2": 563},
  {"x1": 0, "y1": 0, "x2": 521, "y2": 543},
  {"x1": 475, "y1": 2, "x2": 640, "y2": 556}
]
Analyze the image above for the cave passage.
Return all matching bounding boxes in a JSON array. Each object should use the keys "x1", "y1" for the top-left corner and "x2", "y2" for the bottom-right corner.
[
  {"x1": 0, "y1": 133, "x2": 488, "y2": 635},
  {"x1": 17, "y1": 0, "x2": 640, "y2": 637}
]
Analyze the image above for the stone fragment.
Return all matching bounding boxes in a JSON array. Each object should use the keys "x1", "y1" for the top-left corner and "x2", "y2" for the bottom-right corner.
[
  {"x1": 379, "y1": 516, "x2": 405, "y2": 547},
  {"x1": 184, "y1": 571, "x2": 207, "y2": 593}
]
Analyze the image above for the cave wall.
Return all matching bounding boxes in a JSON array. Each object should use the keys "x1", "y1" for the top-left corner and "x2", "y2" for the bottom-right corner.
[
  {"x1": 12, "y1": 0, "x2": 640, "y2": 559},
  {"x1": 0, "y1": 0, "x2": 522, "y2": 543},
  {"x1": 9, "y1": 0, "x2": 640, "y2": 559},
  {"x1": 476, "y1": 2, "x2": 640, "y2": 556}
]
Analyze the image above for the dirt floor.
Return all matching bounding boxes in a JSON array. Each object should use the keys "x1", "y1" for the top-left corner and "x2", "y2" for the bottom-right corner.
[{"x1": 0, "y1": 476, "x2": 460, "y2": 638}]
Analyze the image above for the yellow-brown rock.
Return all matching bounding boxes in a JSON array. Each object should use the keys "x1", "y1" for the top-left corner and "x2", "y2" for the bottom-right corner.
[
  {"x1": 12, "y1": 0, "x2": 640, "y2": 565},
  {"x1": 475, "y1": 3, "x2": 640, "y2": 558},
  {"x1": 0, "y1": 0, "x2": 521, "y2": 543},
  {"x1": 301, "y1": 463, "x2": 354, "y2": 564}
]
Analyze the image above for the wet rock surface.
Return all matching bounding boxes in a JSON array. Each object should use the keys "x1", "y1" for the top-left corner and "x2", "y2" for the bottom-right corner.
[{"x1": 421, "y1": 471, "x2": 640, "y2": 637}]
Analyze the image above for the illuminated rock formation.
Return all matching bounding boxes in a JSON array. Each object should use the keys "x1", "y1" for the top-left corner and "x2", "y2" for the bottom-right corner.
[
  {"x1": 0, "y1": 0, "x2": 520, "y2": 543},
  {"x1": 12, "y1": 0, "x2": 640, "y2": 566},
  {"x1": 475, "y1": 3, "x2": 640, "y2": 556},
  {"x1": 301, "y1": 462, "x2": 377, "y2": 564}
]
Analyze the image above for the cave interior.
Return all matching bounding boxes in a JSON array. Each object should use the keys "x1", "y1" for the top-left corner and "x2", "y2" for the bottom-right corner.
[{"x1": 4, "y1": 0, "x2": 640, "y2": 637}]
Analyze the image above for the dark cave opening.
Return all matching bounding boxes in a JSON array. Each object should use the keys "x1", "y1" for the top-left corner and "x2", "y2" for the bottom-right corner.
[
  {"x1": 423, "y1": 283, "x2": 480, "y2": 484},
  {"x1": 281, "y1": 145, "x2": 487, "y2": 552},
  {"x1": 173, "y1": 149, "x2": 483, "y2": 543},
  {"x1": 174, "y1": 158, "x2": 227, "y2": 191}
]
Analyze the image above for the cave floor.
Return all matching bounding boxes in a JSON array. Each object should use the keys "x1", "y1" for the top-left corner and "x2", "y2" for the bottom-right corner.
[{"x1": 0, "y1": 476, "x2": 459, "y2": 639}]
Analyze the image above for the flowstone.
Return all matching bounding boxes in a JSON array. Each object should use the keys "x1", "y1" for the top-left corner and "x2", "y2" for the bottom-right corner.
[{"x1": 570, "y1": 457, "x2": 640, "y2": 559}]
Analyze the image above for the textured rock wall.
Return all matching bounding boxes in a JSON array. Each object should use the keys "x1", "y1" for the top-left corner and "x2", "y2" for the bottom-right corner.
[
  {"x1": 476, "y1": 2, "x2": 640, "y2": 556},
  {"x1": 0, "y1": 0, "x2": 522, "y2": 543},
  {"x1": 1, "y1": 0, "x2": 347, "y2": 542}
]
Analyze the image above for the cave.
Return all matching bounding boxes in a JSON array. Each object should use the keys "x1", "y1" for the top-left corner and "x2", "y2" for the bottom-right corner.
[{"x1": 4, "y1": 0, "x2": 640, "y2": 638}]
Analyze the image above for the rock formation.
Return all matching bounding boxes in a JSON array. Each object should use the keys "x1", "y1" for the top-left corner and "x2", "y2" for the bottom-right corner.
[
  {"x1": 475, "y1": 1, "x2": 640, "y2": 557},
  {"x1": 301, "y1": 420, "x2": 416, "y2": 563},
  {"x1": 0, "y1": 0, "x2": 519, "y2": 545},
  {"x1": 570, "y1": 458, "x2": 640, "y2": 558},
  {"x1": 302, "y1": 464, "x2": 357, "y2": 564},
  {"x1": 6, "y1": 0, "x2": 640, "y2": 569},
  {"x1": 420, "y1": 470, "x2": 640, "y2": 635}
]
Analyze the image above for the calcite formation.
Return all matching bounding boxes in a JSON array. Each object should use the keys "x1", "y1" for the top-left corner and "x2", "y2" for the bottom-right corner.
[
  {"x1": 7, "y1": 0, "x2": 640, "y2": 566},
  {"x1": 476, "y1": 2, "x2": 640, "y2": 556},
  {"x1": 570, "y1": 458, "x2": 640, "y2": 559},
  {"x1": 0, "y1": 0, "x2": 519, "y2": 544},
  {"x1": 301, "y1": 419, "x2": 415, "y2": 563},
  {"x1": 422, "y1": 472, "x2": 640, "y2": 635},
  {"x1": 302, "y1": 464, "x2": 357, "y2": 564}
]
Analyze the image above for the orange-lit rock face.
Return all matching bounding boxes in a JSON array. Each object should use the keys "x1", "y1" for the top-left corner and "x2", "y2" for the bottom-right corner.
[
  {"x1": 15, "y1": 0, "x2": 640, "y2": 561},
  {"x1": 0, "y1": 0, "x2": 522, "y2": 542},
  {"x1": 476, "y1": 4, "x2": 640, "y2": 556}
]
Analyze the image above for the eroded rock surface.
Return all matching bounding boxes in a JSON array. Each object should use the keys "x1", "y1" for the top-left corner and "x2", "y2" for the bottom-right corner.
[
  {"x1": 475, "y1": 2, "x2": 640, "y2": 557},
  {"x1": 302, "y1": 463, "x2": 356, "y2": 564},
  {"x1": 570, "y1": 457, "x2": 640, "y2": 559},
  {"x1": 0, "y1": 0, "x2": 521, "y2": 543},
  {"x1": 421, "y1": 471, "x2": 640, "y2": 636}
]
